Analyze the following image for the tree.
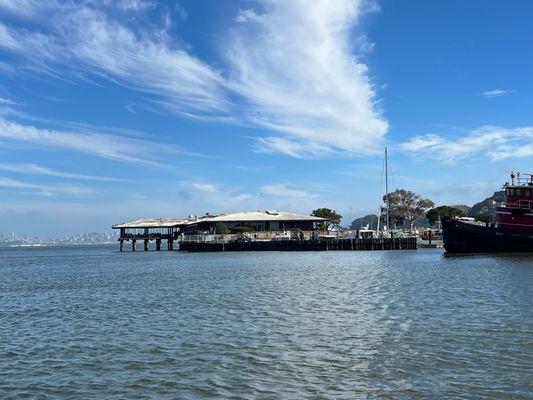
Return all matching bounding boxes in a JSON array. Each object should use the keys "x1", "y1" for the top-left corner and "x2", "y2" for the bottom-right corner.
[
  {"x1": 215, "y1": 222, "x2": 230, "y2": 234},
  {"x1": 231, "y1": 225, "x2": 254, "y2": 233},
  {"x1": 384, "y1": 189, "x2": 435, "y2": 230},
  {"x1": 312, "y1": 208, "x2": 342, "y2": 231},
  {"x1": 474, "y1": 212, "x2": 491, "y2": 224},
  {"x1": 426, "y1": 206, "x2": 466, "y2": 226}
]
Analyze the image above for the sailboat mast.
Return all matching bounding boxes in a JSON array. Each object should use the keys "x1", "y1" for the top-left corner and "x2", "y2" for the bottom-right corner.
[{"x1": 385, "y1": 147, "x2": 390, "y2": 231}]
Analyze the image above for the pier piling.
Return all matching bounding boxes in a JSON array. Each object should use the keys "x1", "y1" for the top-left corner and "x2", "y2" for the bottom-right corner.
[{"x1": 179, "y1": 237, "x2": 417, "y2": 252}]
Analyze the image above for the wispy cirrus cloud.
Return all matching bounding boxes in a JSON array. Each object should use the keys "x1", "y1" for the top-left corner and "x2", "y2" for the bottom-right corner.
[
  {"x1": 191, "y1": 183, "x2": 218, "y2": 193},
  {"x1": 260, "y1": 183, "x2": 317, "y2": 198},
  {"x1": 401, "y1": 126, "x2": 533, "y2": 164},
  {"x1": 253, "y1": 137, "x2": 333, "y2": 158},
  {"x1": 0, "y1": 163, "x2": 124, "y2": 182},
  {"x1": 228, "y1": 0, "x2": 387, "y2": 156},
  {"x1": 0, "y1": 96, "x2": 19, "y2": 105},
  {"x1": 0, "y1": 0, "x2": 387, "y2": 158},
  {"x1": 188, "y1": 181, "x2": 253, "y2": 204},
  {"x1": 481, "y1": 89, "x2": 514, "y2": 98},
  {"x1": 0, "y1": 176, "x2": 93, "y2": 196},
  {"x1": 0, "y1": 116, "x2": 185, "y2": 165},
  {"x1": 0, "y1": 9, "x2": 230, "y2": 116}
]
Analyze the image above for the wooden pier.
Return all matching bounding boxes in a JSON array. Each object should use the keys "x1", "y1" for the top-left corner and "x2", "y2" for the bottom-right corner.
[
  {"x1": 112, "y1": 214, "x2": 417, "y2": 253},
  {"x1": 112, "y1": 218, "x2": 186, "y2": 252},
  {"x1": 179, "y1": 237, "x2": 417, "y2": 252}
]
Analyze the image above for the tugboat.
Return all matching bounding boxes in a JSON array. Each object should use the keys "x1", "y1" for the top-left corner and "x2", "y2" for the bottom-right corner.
[{"x1": 442, "y1": 172, "x2": 533, "y2": 253}]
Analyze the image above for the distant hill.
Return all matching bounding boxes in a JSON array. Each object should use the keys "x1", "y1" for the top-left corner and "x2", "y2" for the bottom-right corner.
[
  {"x1": 451, "y1": 205, "x2": 471, "y2": 215},
  {"x1": 350, "y1": 214, "x2": 379, "y2": 230},
  {"x1": 413, "y1": 204, "x2": 471, "y2": 228},
  {"x1": 348, "y1": 199, "x2": 494, "y2": 230},
  {"x1": 467, "y1": 191, "x2": 505, "y2": 217}
]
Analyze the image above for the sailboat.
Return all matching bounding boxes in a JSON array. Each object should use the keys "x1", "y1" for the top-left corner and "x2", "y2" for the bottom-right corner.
[{"x1": 376, "y1": 147, "x2": 392, "y2": 238}]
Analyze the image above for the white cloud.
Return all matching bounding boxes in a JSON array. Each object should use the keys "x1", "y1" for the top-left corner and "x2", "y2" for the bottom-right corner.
[
  {"x1": 0, "y1": 0, "x2": 387, "y2": 158},
  {"x1": 260, "y1": 183, "x2": 317, "y2": 198},
  {"x1": 0, "y1": 96, "x2": 18, "y2": 105},
  {"x1": 191, "y1": 183, "x2": 217, "y2": 193},
  {"x1": 0, "y1": 116, "x2": 184, "y2": 165},
  {"x1": 253, "y1": 136, "x2": 332, "y2": 158},
  {"x1": 231, "y1": 193, "x2": 253, "y2": 202},
  {"x1": 0, "y1": 9, "x2": 230, "y2": 116},
  {"x1": 227, "y1": 0, "x2": 387, "y2": 155},
  {"x1": 0, "y1": 20, "x2": 20, "y2": 50},
  {"x1": 235, "y1": 9, "x2": 262, "y2": 23},
  {"x1": 0, "y1": 176, "x2": 93, "y2": 196},
  {"x1": 0, "y1": 163, "x2": 124, "y2": 181},
  {"x1": 481, "y1": 89, "x2": 513, "y2": 98},
  {"x1": 64, "y1": 9, "x2": 229, "y2": 115},
  {"x1": 401, "y1": 126, "x2": 533, "y2": 164},
  {"x1": 189, "y1": 181, "x2": 255, "y2": 205}
]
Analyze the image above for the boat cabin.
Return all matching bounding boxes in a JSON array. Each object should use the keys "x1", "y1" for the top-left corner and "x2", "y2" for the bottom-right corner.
[{"x1": 496, "y1": 173, "x2": 533, "y2": 231}]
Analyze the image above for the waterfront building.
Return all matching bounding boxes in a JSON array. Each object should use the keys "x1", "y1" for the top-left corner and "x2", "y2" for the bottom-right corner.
[
  {"x1": 183, "y1": 210, "x2": 326, "y2": 235},
  {"x1": 112, "y1": 211, "x2": 327, "y2": 251}
]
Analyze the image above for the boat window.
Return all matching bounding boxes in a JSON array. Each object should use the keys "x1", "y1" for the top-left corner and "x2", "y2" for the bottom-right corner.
[
  {"x1": 527, "y1": 189, "x2": 532, "y2": 197},
  {"x1": 516, "y1": 189, "x2": 522, "y2": 196},
  {"x1": 510, "y1": 188, "x2": 516, "y2": 196}
]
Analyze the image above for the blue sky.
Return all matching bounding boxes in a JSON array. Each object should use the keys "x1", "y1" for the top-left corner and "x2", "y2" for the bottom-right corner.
[{"x1": 0, "y1": 0, "x2": 532, "y2": 236}]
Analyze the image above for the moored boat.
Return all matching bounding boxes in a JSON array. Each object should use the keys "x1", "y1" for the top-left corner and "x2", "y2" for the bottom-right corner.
[{"x1": 443, "y1": 172, "x2": 533, "y2": 253}]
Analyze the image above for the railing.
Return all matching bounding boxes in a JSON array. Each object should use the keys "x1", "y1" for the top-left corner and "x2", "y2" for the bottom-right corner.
[
  {"x1": 180, "y1": 234, "x2": 238, "y2": 243},
  {"x1": 120, "y1": 233, "x2": 175, "y2": 239},
  {"x1": 515, "y1": 175, "x2": 533, "y2": 186},
  {"x1": 180, "y1": 231, "x2": 338, "y2": 243},
  {"x1": 503, "y1": 199, "x2": 533, "y2": 210}
]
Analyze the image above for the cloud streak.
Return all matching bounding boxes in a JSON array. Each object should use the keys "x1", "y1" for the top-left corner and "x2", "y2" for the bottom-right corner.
[
  {"x1": 401, "y1": 126, "x2": 533, "y2": 164},
  {"x1": 260, "y1": 183, "x2": 317, "y2": 198},
  {"x1": 227, "y1": 0, "x2": 387, "y2": 156},
  {"x1": 0, "y1": 116, "x2": 183, "y2": 165},
  {"x1": 481, "y1": 89, "x2": 513, "y2": 98},
  {"x1": 0, "y1": 176, "x2": 93, "y2": 196},
  {"x1": 0, "y1": 163, "x2": 124, "y2": 181},
  {"x1": 0, "y1": 0, "x2": 387, "y2": 158}
]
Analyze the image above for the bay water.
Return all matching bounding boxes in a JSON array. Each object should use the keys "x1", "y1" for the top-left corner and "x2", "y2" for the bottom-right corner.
[{"x1": 1, "y1": 246, "x2": 532, "y2": 399}]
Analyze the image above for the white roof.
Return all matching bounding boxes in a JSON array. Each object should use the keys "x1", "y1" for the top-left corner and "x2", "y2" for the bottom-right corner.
[
  {"x1": 112, "y1": 218, "x2": 188, "y2": 229},
  {"x1": 186, "y1": 210, "x2": 327, "y2": 224},
  {"x1": 113, "y1": 211, "x2": 327, "y2": 229}
]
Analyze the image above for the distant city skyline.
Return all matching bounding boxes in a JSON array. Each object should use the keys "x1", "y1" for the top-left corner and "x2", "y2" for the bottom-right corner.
[{"x1": 0, "y1": 0, "x2": 532, "y2": 237}]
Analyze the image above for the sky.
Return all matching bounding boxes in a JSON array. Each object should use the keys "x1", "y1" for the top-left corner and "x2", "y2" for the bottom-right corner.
[{"x1": 0, "y1": 0, "x2": 532, "y2": 237}]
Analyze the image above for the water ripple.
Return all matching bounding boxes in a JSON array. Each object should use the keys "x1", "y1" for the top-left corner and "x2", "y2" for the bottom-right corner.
[{"x1": 0, "y1": 246, "x2": 532, "y2": 398}]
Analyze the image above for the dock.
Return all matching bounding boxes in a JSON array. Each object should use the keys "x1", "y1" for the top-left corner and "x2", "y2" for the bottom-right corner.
[
  {"x1": 179, "y1": 237, "x2": 417, "y2": 252},
  {"x1": 112, "y1": 218, "x2": 186, "y2": 252}
]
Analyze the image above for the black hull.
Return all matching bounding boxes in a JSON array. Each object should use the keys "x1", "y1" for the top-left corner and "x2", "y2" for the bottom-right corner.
[{"x1": 442, "y1": 218, "x2": 533, "y2": 253}]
